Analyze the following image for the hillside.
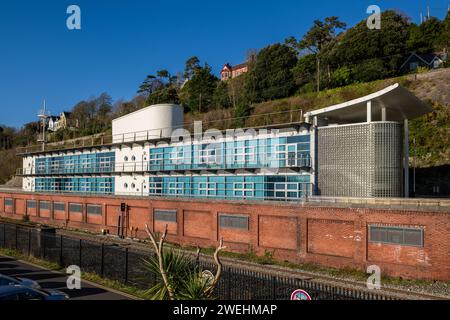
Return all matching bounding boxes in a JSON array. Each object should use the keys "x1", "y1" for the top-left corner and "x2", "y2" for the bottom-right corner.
[{"x1": 186, "y1": 68, "x2": 450, "y2": 168}]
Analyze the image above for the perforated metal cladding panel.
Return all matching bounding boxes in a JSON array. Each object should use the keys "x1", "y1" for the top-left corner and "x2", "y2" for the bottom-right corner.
[
  {"x1": 373, "y1": 123, "x2": 403, "y2": 197},
  {"x1": 317, "y1": 122, "x2": 402, "y2": 198}
]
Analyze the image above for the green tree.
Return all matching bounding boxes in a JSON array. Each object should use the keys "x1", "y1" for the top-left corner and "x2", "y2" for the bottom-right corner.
[
  {"x1": 147, "y1": 86, "x2": 180, "y2": 105},
  {"x1": 407, "y1": 17, "x2": 444, "y2": 53},
  {"x1": 212, "y1": 81, "x2": 231, "y2": 109},
  {"x1": 138, "y1": 75, "x2": 164, "y2": 97},
  {"x1": 232, "y1": 100, "x2": 252, "y2": 128},
  {"x1": 287, "y1": 16, "x2": 346, "y2": 92},
  {"x1": 325, "y1": 11, "x2": 410, "y2": 82},
  {"x1": 292, "y1": 54, "x2": 317, "y2": 88},
  {"x1": 331, "y1": 66, "x2": 353, "y2": 87},
  {"x1": 245, "y1": 43, "x2": 298, "y2": 102},
  {"x1": 180, "y1": 64, "x2": 218, "y2": 113},
  {"x1": 184, "y1": 56, "x2": 201, "y2": 79},
  {"x1": 139, "y1": 69, "x2": 181, "y2": 105},
  {"x1": 443, "y1": 12, "x2": 450, "y2": 49},
  {"x1": 156, "y1": 69, "x2": 171, "y2": 82}
]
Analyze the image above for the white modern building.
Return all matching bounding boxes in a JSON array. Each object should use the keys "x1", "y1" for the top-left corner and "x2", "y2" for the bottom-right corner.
[{"x1": 18, "y1": 84, "x2": 432, "y2": 200}]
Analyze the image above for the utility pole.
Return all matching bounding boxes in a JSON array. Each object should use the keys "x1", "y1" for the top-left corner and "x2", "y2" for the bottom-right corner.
[
  {"x1": 316, "y1": 58, "x2": 320, "y2": 93},
  {"x1": 37, "y1": 100, "x2": 50, "y2": 151}
]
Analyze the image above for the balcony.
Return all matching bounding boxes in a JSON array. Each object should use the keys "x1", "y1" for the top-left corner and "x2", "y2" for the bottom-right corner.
[
  {"x1": 16, "y1": 109, "x2": 309, "y2": 155},
  {"x1": 17, "y1": 163, "x2": 145, "y2": 176},
  {"x1": 148, "y1": 153, "x2": 312, "y2": 173},
  {"x1": 17, "y1": 153, "x2": 312, "y2": 177}
]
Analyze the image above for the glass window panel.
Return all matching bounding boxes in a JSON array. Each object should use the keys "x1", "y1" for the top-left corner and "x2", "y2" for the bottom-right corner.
[
  {"x1": 219, "y1": 214, "x2": 249, "y2": 230},
  {"x1": 39, "y1": 201, "x2": 50, "y2": 210},
  {"x1": 404, "y1": 229, "x2": 423, "y2": 246},
  {"x1": 369, "y1": 226, "x2": 423, "y2": 247},
  {"x1": 87, "y1": 204, "x2": 102, "y2": 215},
  {"x1": 26, "y1": 200, "x2": 36, "y2": 209},
  {"x1": 69, "y1": 203, "x2": 83, "y2": 213},
  {"x1": 154, "y1": 209, "x2": 177, "y2": 222},
  {"x1": 387, "y1": 229, "x2": 403, "y2": 244}
]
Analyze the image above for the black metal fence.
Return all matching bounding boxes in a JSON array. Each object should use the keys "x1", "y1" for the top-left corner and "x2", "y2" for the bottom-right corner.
[{"x1": 0, "y1": 222, "x2": 395, "y2": 300}]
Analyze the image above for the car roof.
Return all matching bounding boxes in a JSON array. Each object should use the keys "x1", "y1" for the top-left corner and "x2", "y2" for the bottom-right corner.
[
  {"x1": 0, "y1": 285, "x2": 36, "y2": 296},
  {"x1": 0, "y1": 274, "x2": 18, "y2": 281}
]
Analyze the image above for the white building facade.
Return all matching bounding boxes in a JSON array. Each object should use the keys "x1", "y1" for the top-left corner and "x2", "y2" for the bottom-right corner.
[{"x1": 18, "y1": 85, "x2": 432, "y2": 200}]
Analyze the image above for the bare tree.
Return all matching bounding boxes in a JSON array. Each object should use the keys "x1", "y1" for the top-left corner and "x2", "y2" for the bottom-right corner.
[{"x1": 145, "y1": 224, "x2": 174, "y2": 300}]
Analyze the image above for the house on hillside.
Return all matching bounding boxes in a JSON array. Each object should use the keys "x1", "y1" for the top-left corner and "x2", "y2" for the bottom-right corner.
[
  {"x1": 48, "y1": 116, "x2": 59, "y2": 132},
  {"x1": 47, "y1": 112, "x2": 78, "y2": 132},
  {"x1": 400, "y1": 51, "x2": 448, "y2": 73},
  {"x1": 220, "y1": 62, "x2": 248, "y2": 81},
  {"x1": 58, "y1": 112, "x2": 77, "y2": 130}
]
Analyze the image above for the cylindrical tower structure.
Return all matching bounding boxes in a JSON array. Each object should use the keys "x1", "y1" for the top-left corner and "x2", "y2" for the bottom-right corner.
[{"x1": 112, "y1": 104, "x2": 184, "y2": 143}]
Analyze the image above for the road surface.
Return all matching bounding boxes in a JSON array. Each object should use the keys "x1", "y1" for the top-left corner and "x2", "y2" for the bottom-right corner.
[{"x1": 0, "y1": 255, "x2": 135, "y2": 300}]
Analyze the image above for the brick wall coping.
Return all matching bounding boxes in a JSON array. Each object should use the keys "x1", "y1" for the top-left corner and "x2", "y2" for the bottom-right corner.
[{"x1": 1, "y1": 188, "x2": 449, "y2": 213}]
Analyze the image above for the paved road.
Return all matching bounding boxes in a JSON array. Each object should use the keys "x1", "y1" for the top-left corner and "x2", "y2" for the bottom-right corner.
[{"x1": 0, "y1": 255, "x2": 134, "y2": 300}]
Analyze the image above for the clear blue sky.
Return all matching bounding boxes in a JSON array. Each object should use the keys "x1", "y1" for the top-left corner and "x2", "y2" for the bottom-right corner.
[{"x1": 0, "y1": 0, "x2": 448, "y2": 128}]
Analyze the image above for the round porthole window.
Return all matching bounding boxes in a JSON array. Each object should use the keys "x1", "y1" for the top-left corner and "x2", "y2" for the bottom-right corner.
[
  {"x1": 131, "y1": 156, "x2": 136, "y2": 161},
  {"x1": 131, "y1": 183, "x2": 136, "y2": 189},
  {"x1": 124, "y1": 156, "x2": 128, "y2": 161},
  {"x1": 124, "y1": 183, "x2": 128, "y2": 189}
]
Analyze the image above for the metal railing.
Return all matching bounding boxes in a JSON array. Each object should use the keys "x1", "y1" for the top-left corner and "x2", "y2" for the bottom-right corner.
[
  {"x1": 16, "y1": 109, "x2": 308, "y2": 154},
  {"x1": 0, "y1": 222, "x2": 396, "y2": 300},
  {"x1": 23, "y1": 183, "x2": 313, "y2": 202},
  {"x1": 17, "y1": 155, "x2": 312, "y2": 177}
]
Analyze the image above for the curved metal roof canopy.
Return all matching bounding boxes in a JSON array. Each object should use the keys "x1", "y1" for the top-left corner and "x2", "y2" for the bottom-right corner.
[{"x1": 305, "y1": 83, "x2": 432, "y2": 124}]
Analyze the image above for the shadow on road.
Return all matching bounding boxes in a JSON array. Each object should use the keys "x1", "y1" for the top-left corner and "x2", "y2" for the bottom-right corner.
[{"x1": 0, "y1": 255, "x2": 131, "y2": 300}]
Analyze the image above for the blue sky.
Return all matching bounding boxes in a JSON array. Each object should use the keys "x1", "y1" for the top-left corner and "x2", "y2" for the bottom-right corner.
[{"x1": 0, "y1": 0, "x2": 448, "y2": 128}]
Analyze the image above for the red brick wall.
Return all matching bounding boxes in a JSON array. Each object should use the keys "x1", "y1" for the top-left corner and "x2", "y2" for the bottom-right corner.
[
  {"x1": 183, "y1": 210, "x2": 214, "y2": 240},
  {"x1": 39, "y1": 209, "x2": 50, "y2": 218},
  {"x1": 259, "y1": 216, "x2": 298, "y2": 250},
  {"x1": 0, "y1": 191, "x2": 449, "y2": 281},
  {"x1": 307, "y1": 219, "x2": 355, "y2": 258},
  {"x1": 15, "y1": 199, "x2": 26, "y2": 216}
]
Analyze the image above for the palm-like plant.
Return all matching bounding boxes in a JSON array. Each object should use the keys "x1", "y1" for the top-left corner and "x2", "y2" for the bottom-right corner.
[
  {"x1": 143, "y1": 249, "x2": 198, "y2": 300},
  {"x1": 176, "y1": 271, "x2": 213, "y2": 300},
  {"x1": 144, "y1": 224, "x2": 226, "y2": 300}
]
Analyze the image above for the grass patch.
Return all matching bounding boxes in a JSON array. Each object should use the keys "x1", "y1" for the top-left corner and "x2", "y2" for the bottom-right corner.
[
  {"x1": 81, "y1": 272, "x2": 149, "y2": 300},
  {"x1": 169, "y1": 242, "x2": 447, "y2": 289},
  {"x1": 0, "y1": 247, "x2": 60, "y2": 271}
]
